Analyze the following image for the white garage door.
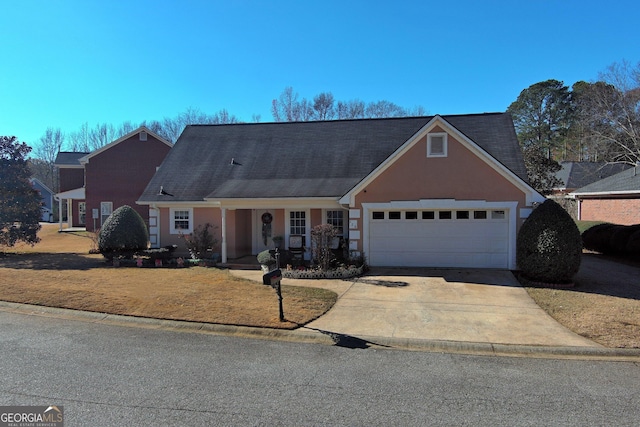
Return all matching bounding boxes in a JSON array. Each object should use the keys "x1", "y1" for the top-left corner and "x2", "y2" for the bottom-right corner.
[{"x1": 368, "y1": 208, "x2": 509, "y2": 268}]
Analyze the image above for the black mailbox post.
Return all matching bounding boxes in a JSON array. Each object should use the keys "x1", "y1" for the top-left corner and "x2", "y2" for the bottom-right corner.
[
  {"x1": 262, "y1": 269, "x2": 282, "y2": 286},
  {"x1": 262, "y1": 250, "x2": 284, "y2": 322}
]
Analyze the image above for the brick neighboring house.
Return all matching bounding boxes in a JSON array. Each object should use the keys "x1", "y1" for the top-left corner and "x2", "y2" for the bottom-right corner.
[
  {"x1": 571, "y1": 165, "x2": 640, "y2": 225},
  {"x1": 550, "y1": 161, "x2": 632, "y2": 219},
  {"x1": 54, "y1": 127, "x2": 172, "y2": 232},
  {"x1": 138, "y1": 113, "x2": 545, "y2": 269}
]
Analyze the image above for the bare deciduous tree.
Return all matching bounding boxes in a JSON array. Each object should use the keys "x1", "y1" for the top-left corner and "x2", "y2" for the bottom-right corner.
[{"x1": 33, "y1": 127, "x2": 64, "y2": 191}]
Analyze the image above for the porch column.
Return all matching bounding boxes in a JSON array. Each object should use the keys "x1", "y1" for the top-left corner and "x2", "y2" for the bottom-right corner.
[
  {"x1": 58, "y1": 197, "x2": 63, "y2": 232},
  {"x1": 221, "y1": 207, "x2": 227, "y2": 263}
]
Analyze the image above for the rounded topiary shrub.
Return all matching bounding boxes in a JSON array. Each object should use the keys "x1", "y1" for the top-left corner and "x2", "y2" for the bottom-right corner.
[
  {"x1": 98, "y1": 205, "x2": 149, "y2": 259},
  {"x1": 582, "y1": 223, "x2": 618, "y2": 254},
  {"x1": 516, "y1": 199, "x2": 582, "y2": 284}
]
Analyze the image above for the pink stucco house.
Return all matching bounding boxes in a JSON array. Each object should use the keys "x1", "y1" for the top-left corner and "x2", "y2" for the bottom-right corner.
[
  {"x1": 137, "y1": 113, "x2": 544, "y2": 269},
  {"x1": 55, "y1": 127, "x2": 172, "y2": 232}
]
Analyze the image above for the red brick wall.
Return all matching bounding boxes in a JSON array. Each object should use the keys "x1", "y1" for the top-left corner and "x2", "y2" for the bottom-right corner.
[
  {"x1": 84, "y1": 134, "x2": 171, "y2": 231},
  {"x1": 59, "y1": 168, "x2": 84, "y2": 192},
  {"x1": 580, "y1": 198, "x2": 640, "y2": 225}
]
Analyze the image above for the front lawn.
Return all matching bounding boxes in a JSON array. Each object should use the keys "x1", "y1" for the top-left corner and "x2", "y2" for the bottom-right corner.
[{"x1": 0, "y1": 224, "x2": 337, "y2": 329}]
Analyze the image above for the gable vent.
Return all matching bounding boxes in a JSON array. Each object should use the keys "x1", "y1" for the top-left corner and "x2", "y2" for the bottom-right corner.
[{"x1": 140, "y1": 131, "x2": 148, "y2": 141}]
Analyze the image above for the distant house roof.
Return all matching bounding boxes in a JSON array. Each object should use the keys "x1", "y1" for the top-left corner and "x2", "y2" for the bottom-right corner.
[
  {"x1": 139, "y1": 113, "x2": 529, "y2": 203},
  {"x1": 555, "y1": 161, "x2": 632, "y2": 190},
  {"x1": 572, "y1": 166, "x2": 640, "y2": 196},
  {"x1": 79, "y1": 126, "x2": 172, "y2": 164},
  {"x1": 29, "y1": 177, "x2": 54, "y2": 195},
  {"x1": 54, "y1": 151, "x2": 89, "y2": 167}
]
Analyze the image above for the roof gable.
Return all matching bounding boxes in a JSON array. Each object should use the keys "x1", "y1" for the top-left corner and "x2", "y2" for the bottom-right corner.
[
  {"x1": 138, "y1": 113, "x2": 533, "y2": 203},
  {"x1": 79, "y1": 126, "x2": 172, "y2": 164},
  {"x1": 339, "y1": 115, "x2": 540, "y2": 205}
]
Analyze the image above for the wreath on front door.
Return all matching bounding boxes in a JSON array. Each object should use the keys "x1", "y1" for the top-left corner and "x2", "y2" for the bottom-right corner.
[{"x1": 261, "y1": 212, "x2": 273, "y2": 245}]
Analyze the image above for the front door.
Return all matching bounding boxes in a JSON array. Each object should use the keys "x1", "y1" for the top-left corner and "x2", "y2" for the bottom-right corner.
[{"x1": 253, "y1": 209, "x2": 275, "y2": 254}]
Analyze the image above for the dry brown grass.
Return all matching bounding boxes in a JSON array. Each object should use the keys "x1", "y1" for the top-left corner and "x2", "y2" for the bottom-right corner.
[{"x1": 0, "y1": 224, "x2": 336, "y2": 329}]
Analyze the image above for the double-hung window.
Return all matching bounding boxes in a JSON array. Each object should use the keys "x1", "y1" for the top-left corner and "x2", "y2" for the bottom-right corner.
[{"x1": 170, "y1": 208, "x2": 193, "y2": 234}]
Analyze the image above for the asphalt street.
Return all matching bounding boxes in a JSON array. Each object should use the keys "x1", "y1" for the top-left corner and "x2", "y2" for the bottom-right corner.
[{"x1": 1, "y1": 311, "x2": 639, "y2": 426}]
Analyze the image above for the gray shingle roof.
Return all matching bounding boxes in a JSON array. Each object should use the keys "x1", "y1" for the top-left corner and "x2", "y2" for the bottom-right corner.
[
  {"x1": 573, "y1": 166, "x2": 640, "y2": 194},
  {"x1": 54, "y1": 152, "x2": 89, "y2": 166},
  {"x1": 139, "y1": 113, "x2": 528, "y2": 202},
  {"x1": 555, "y1": 161, "x2": 632, "y2": 189}
]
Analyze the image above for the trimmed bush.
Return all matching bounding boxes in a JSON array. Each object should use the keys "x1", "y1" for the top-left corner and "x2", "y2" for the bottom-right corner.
[
  {"x1": 582, "y1": 223, "x2": 619, "y2": 254},
  {"x1": 627, "y1": 229, "x2": 640, "y2": 254},
  {"x1": 516, "y1": 199, "x2": 582, "y2": 284},
  {"x1": 581, "y1": 223, "x2": 640, "y2": 256},
  {"x1": 610, "y1": 224, "x2": 640, "y2": 254},
  {"x1": 98, "y1": 205, "x2": 149, "y2": 259}
]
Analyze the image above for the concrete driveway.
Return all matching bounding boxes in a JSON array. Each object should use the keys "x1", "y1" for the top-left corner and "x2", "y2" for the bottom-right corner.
[{"x1": 233, "y1": 268, "x2": 598, "y2": 348}]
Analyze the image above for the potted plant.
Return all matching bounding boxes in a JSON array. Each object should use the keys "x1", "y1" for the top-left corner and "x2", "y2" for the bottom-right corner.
[{"x1": 257, "y1": 249, "x2": 276, "y2": 273}]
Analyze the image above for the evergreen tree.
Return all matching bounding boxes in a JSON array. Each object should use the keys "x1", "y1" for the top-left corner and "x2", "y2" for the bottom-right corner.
[{"x1": 0, "y1": 136, "x2": 42, "y2": 249}]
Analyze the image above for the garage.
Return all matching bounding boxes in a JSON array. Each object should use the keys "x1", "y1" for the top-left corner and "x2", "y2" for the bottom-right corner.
[{"x1": 367, "y1": 207, "x2": 511, "y2": 269}]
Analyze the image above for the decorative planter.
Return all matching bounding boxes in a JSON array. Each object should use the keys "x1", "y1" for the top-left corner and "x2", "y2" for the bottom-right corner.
[{"x1": 282, "y1": 265, "x2": 364, "y2": 280}]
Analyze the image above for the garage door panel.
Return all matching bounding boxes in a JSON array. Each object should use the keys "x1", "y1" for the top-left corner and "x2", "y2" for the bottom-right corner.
[{"x1": 368, "y1": 209, "x2": 509, "y2": 269}]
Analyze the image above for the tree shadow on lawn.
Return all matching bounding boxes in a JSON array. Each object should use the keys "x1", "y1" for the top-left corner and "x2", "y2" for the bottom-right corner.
[{"x1": 0, "y1": 252, "x2": 103, "y2": 271}]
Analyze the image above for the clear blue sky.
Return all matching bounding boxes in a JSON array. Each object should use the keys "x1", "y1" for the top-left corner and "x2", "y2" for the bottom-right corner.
[{"x1": 1, "y1": 0, "x2": 638, "y2": 148}]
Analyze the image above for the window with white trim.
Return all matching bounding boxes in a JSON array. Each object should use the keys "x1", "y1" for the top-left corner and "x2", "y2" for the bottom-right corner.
[
  {"x1": 100, "y1": 202, "x2": 112, "y2": 226},
  {"x1": 427, "y1": 133, "x2": 448, "y2": 157},
  {"x1": 170, "y1": 208, "x2": 193, "y2": 234},
  {"x1": 326, "y1": 210, "x2": 344, "y2": 236},
  {"x1": 289, "y1": 211, "x2": 306, "y2": 235},
  {"x1": 78, "y1": 202, "x2": 86, "y2": 225}
]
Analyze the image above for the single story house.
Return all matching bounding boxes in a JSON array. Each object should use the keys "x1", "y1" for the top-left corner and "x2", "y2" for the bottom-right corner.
[
  {"x1": 55, "y1": 127, "x2": 172, "y2": 231},
  {"x1": 571, "y1": 165, "x2": 640, "y2": 225},
  {"x1": 553, "y1": 161, "x2": 631, "y2": 195},
  {"x1": 137, "y1": 113, "x2": 545, "y2": 269}
]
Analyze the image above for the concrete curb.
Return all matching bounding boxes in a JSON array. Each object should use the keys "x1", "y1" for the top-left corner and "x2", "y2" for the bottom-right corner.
[{"x1": 1, "y1": 301, "x2": 639, "y2": 361}]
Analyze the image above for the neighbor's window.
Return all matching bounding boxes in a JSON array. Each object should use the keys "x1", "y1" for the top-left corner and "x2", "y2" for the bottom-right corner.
[
  {"x1": 170, "y1": 208, "x2": 193, "y2": 234},
  {"x1": 78, "y1": 202, "x2": 86, "y2": 225},
  {"x1": 289, "y1": 211, "x2": 306, "y2": 235},
  {"x1": 427, "y1": 133, "x2": 448, "y2": 157},
  {"x1": 326, "y1": 210, "x2": 344, "y2": 236}
]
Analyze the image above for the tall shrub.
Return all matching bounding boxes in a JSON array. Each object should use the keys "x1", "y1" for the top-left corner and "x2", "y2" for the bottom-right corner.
[
  {"x1": 311, "y1": 224, "x2": 339, "y2": 271},
  {"x1": 181, "y1": 223, "x2": 219, "y2": 260},
  {"x1": 516, "y1": 199, "x2": 582, "y2": 283},
  {"x1": 98, "y1": 205, "x2": 149, "y2": 259}
]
